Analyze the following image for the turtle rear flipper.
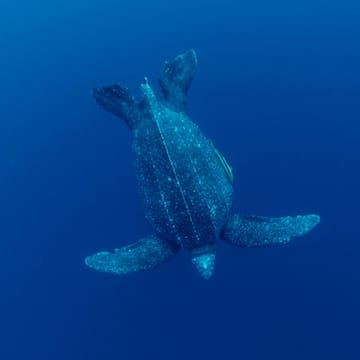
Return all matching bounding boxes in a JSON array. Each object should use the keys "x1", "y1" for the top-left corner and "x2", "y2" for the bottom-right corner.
[
  {"x1": 92, "y1": 84, "x2": 142, "y2": 130},
  {"x1": 85, "y1": 235, "x2": 179, "y2": 275},
  {"x1": 159, "y1": 49, "x2": 197, "y2": 111},
  {"x1": 220, "y1": 214, "x2": 320, "y2": 247}
]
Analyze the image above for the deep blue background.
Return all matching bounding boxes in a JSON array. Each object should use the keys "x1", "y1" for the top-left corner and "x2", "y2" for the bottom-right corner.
[{"x1": 1, "y1": 1, "x2": 359, "y2": 359}]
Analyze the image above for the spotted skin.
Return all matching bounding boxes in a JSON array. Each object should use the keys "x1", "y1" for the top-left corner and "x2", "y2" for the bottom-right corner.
[{"x1": 85, "y1": 50, "x2": 320, "y2": 279}]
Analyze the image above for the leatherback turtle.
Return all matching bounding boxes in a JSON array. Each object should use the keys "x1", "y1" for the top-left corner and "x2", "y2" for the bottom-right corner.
[{"x1": 85, "y1": 50, "x2": 320, "y2": 279}]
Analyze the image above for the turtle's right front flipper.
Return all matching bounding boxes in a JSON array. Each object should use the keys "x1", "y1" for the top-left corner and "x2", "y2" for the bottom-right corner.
[
  {"x1": 221, "y1": 214, "x2": 320, "y2": 247},
  {"x1": 85, "y1": 235, "x2": 179, "y2": 275},
  {"x1": 93, "y1": 84, "x2": 141, "y2": 130}
]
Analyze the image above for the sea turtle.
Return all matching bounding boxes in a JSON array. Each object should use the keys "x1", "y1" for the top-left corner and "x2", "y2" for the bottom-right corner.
[{"x1": 85, "y1": 50, "x2": 320, "y2": 279}]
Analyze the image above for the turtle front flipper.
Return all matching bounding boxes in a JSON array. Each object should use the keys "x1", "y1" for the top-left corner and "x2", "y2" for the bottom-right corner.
[
  {"x1": 220, "y1": 214, "x2": 320, "y2": 247},
  {"x1": 85, "y1": 236, "x2": 179, "y2": 275}
]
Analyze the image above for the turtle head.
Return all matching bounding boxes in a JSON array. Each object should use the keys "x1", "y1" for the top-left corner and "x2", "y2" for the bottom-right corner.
[{"x1": 190, "y1": 245, "x2": 216, "y2": 279}]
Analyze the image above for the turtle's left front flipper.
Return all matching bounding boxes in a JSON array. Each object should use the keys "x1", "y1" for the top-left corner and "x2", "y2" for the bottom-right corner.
[
  {"x1": 85, "y1": 236, "x2": 179, "y2": 275},
  {"x1": 220, "y1": 214, "x2": 320, "y2": 247}
]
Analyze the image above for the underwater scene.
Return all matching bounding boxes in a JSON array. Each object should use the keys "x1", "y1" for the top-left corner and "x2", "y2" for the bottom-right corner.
[{"x1": 1, "y1": 1, "x2": 359, "y2": 359}]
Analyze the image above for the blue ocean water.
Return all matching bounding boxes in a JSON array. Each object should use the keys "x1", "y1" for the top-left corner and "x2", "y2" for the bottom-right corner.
[{"x1": 1, "y1": 0, "x2": 359, "y2": 359}]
